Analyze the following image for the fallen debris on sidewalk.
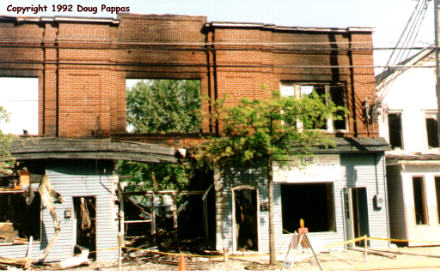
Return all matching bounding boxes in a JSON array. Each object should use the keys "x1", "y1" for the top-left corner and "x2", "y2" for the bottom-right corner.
[{"x1": 50, "y1": 246, "x2": 90, "y2": 270}]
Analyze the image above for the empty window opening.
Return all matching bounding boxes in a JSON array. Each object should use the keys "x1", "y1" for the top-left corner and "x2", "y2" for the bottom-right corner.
[
  {"x1": 73, "y1": 197, "x2": 96, "y2": 259},
  {"x1": 435, "y1": 177, "x2": 440, "y2": 224},
  {"x1": 126, "y1": 79, "x2": 201, "y2": 133},
  {"x1": 281, "y1": 183, "x2": 335, "y2": 233},
  {"x1": 301, "y1": 85, "x2": 327, "y2": 130},
  {"x1": 123, "y1": 195, "x2": 152, "y2": 237},
  {"x1": 123, "y1": 191, "x2": 215, "y2": 248},
  {"x1": 413, "y1": 177, "x2": 428, "y2": 225},
  {"x1": 0, "y1": 192, "x2": 41, "y2": 243},
  {"x1": 426, "y1": 117, "x2": 439, "y2": 148},
  {"x1": 330, "y1": 86, "x2": 347, "y2": 130},
  {"x1": 0, "y1": 77, "x2": 38, "y2": 135},
  {"x1": 388, "y1": 113, "x2": 403, "y2": 149},
  {"x1": 234, "y1": 188, "x2": 258, "y2": 251},
  {"x1": 280, "y1": 82, "x2": 347, "y2": 131},
  {"x1": 124, "y1": 194, "x2": 176, "y2": 237}
]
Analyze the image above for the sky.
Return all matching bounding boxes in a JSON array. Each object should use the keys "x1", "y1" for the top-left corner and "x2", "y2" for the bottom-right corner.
[{"x1": 0, "y1": 0, "x2": 436, "y2": 134}]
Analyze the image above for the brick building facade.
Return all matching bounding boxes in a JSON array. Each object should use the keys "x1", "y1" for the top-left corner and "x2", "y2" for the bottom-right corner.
[
  {"x1": 0, "y1": 14, "x2": 377, "y2": 138},
  {"x1": 0, "y1": 14, "x2": 390, "y2": 261}
]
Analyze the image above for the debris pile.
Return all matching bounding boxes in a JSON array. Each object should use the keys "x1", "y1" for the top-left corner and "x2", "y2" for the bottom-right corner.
[{"x1": 125, "y1": 250, "x2": 181, "y2": 267}]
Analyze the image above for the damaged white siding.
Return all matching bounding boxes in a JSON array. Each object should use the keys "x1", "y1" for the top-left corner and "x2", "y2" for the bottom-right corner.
[
  {"x1": 378, "y1": 54, "x2": 436, "y2": 153},
  {"x1": 377, "y1": 50, "x2": 440, "y2": 245},
  {"x1": 395, "y1": 165, "x2": 440, "y2": 246},
  {"x1": 386, "y1": 165, "x2": 407, "y2": 241},
  {"x1": 0, "y1": 160, "x2": 119, "y2": 262},
  {"x1": 215, "y1": 153, "x2": 389, "y2": 253}
]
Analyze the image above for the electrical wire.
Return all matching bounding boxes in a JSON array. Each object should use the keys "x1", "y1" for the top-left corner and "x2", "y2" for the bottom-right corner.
[
  {"x1": 377, "y1": 0, "x2": 431, "y2": 104},
  {"x1": 385, "y1": 0, "x2": 429, "y2": 68},
  {"x1": 0, "y1": 3, "x2": 434, "y2": 107},
  {"x1": 402, "y1": 0, "x2": 429, "y2": 61},
  {"x1": 386, "y1": 0, "x2": 421, "y2": 67},
  {"x1": 0, "y1": 43, "x2": 433, "y2": 52},
  {"x1": 0, "y1": 59, "x2": 435, "y2": 68}
]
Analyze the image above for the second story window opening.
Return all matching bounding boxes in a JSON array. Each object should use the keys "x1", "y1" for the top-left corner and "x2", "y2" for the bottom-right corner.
[
  {"x1": 280, "y1": 82, "x2": 347, "y2": 132},
  {"x1": 0, "y1": 77, "x2": 38, "y2": 136},
  {"x1": 388, "y1": 113, "x2": 403, "y2": 150},
  {"x1": 126, "y1": 79, "x2": 201, "y2": 134},
  {"x1": 425, "y1": 112, "x2": 439, "y2": 149}
]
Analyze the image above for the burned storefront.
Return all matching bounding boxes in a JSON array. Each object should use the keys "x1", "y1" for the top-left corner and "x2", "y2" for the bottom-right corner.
[
  {"x1": 214, "y1": 138, "x2": 390, "y2": 254},
  {"x1": 121, "y1": 186, "x2": 216, "y2": 251},
  {"x1": 0, "y1": 13, "x2": 392, "y2": 261},
  {"x1": 0, "y1": 137, "x2": 178, "y2": 263},
  {"x1": 0, "y1": 168, "x2": 41, "y2": 246}
]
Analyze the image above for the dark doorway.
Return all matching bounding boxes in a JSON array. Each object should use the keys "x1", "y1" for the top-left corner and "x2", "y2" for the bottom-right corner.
[
  {"x1": 413, "y1": 177, "x2": 428, "y2": 225},
  {"x1": 234, "y1": 188, "x2": 258, "y2": 251},
  {"x1": 352, "y1": 188, "x2": 370, "y2": 246},
  {"x1": 73, "y1": 196, "x2": 96, "y2": 259}
]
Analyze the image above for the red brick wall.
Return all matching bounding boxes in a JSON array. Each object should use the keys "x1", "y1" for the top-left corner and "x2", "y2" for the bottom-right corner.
[{"x1": 0, "y1": 15, "x2": 378, "y2": 138}]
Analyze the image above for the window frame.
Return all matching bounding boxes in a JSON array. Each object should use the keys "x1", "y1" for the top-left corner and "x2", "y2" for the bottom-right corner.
[{"x1": 279, "y1": 82, "x2": 348, "y2": 133}]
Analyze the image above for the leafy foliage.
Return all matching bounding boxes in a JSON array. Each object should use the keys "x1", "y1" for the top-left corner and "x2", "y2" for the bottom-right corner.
[
  {"x1": 196, "y1": 90, "x2": 347, "y2": 167},
  {"x1": 118, "y1": 161, "x2": 192, "y2": 192},
  {"x1": 121, "y1": 79, "x2": 202, "y2": 192},
  {"x1": 126, "y1": 79, "x2": 201, "y2": 133},
  {"x1": 0, "y1": 106, "x2": 14, "y2": 173},
  {"x1": 196, "y1": 89, "x2": 347, "y2": 264}
]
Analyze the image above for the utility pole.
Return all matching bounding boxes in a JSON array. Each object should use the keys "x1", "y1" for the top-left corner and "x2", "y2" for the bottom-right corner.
[{"x1": 435, "y1": 0, "x2": 440, "y2": 142}]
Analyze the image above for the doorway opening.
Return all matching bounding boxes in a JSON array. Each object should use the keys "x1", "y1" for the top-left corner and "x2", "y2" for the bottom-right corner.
[
  {"x1": 233, "y1": 187, "x2": 258, "y2": 252},
  {"x1": 344, "y1": 187, "x2": 370, "y2": 247},
  {"x1": 412, "y1": 176, "x2": 428, "y2": 225},
  {"x1": 73, "y1": 196, "x2": 96, "y2": 259}
]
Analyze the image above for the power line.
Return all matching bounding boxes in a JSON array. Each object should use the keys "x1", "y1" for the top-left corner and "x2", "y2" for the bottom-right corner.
[
  {"x1": 386, "y1": 0, "x2": 428, "y2": 67},
  {"x1": 377, "y1": 0, "x2": 431, "y2": 104},
  {"x1": 0, "y1": 39, "x2": 432, "y2": 46},
  {"x1": 0, "y1": 44, "x2": 433, "y2": 52},
  {"x1": 0, "y1": 59, "x2": 435, "y2": 69}
]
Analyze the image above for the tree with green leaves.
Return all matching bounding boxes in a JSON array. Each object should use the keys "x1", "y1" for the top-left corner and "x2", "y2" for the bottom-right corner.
[
  {"x1": 0, "y1": 106, "x2": 13, "y2": 174},
  {"x1": 196, "y1": 90, "x2": 347, "y2": 265},
  {"x1": 126, "y1": 79, "x2": 201, "y2": 133},
  {"x1": 120, "y1": 79, "x2": 202, "y2": 192}
]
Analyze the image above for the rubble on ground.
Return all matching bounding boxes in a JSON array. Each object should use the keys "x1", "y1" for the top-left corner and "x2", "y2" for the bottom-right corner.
[{"x1": 67, "y1": 246, "x2": 440, "y2": 271}]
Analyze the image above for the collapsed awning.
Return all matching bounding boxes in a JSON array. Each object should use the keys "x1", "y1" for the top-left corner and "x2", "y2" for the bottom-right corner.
[
  {"x1": 301, "y1": 137, "x2": 390, "y2": 154},
  {"x1": 386, "y1": 152, "x2": 440, "y2": 166},
  {"x1": 4, "y1": 137, "x2": 178, "y2": 163}
]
